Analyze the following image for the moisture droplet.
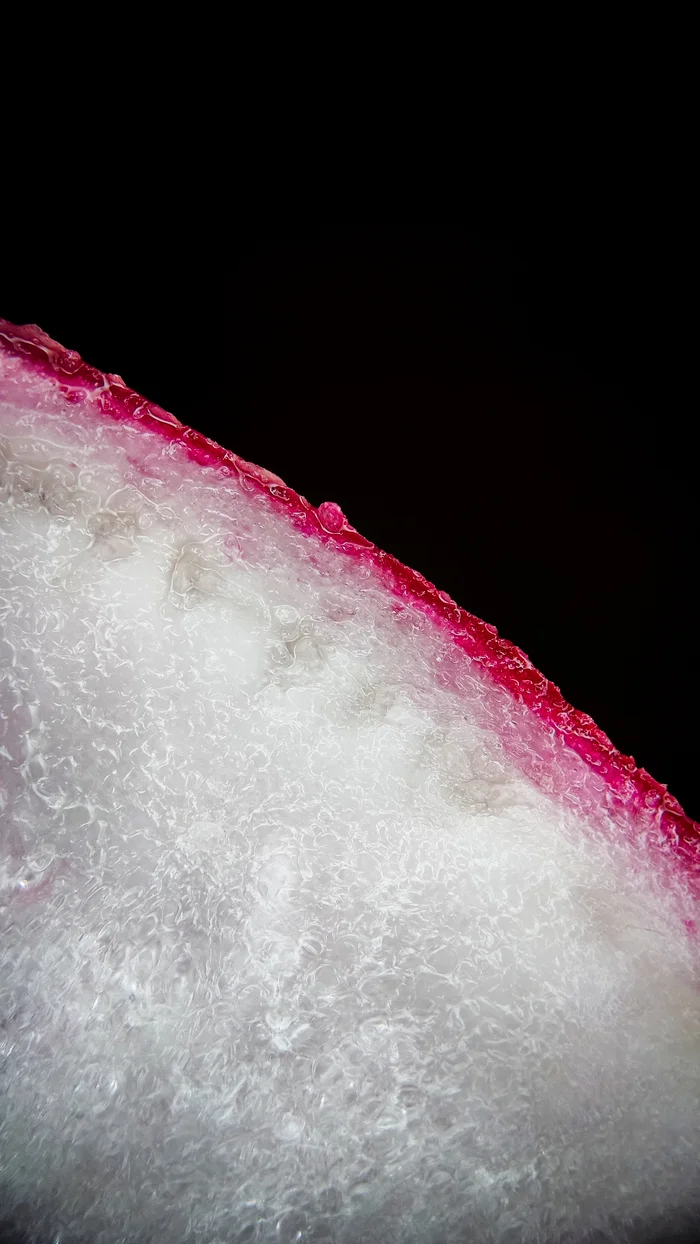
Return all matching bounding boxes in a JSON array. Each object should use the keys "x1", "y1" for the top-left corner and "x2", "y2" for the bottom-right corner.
[{"x1": 317, "y1": 501, "x2": 345, "y2": 534}]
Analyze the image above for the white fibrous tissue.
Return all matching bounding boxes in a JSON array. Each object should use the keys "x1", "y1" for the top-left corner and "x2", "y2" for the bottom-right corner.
[{"x1": 0, "y1": 323, "x2": 699, "y2": 1244}]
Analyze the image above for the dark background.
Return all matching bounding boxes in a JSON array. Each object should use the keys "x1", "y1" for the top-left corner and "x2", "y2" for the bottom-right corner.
[{"x1": 2, "y1": 232, "x2": 696, "y2": 821}]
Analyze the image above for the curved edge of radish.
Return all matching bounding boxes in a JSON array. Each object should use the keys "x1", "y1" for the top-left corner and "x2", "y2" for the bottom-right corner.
[{"x1": 1, "y1": 319, "x2": 697, "y2": 882}]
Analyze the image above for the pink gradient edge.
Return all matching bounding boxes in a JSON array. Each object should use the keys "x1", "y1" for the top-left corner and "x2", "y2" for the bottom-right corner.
[{"x1": 1, "y1": 319, "x2": 698, "y2": 882}]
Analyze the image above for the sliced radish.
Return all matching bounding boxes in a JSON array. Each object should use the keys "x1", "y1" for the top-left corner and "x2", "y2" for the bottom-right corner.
[{"x1": 1, "y1": 321, "x2": 698, "y2": 1244}]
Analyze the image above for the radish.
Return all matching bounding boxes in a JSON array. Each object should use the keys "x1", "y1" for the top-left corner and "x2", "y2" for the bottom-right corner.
[{"x1": 0, "y1": 319, "x2": 698, "y2": 1244}]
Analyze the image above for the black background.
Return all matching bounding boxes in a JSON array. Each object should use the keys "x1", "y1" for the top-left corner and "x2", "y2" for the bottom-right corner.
[{"x1": 2, "y1": 231, "x2": 697, "y2": 824}]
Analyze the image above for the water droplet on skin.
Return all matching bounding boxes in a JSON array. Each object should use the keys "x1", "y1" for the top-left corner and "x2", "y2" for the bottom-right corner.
[{"x1": 317, "y1": 502, "x2": 345, "y2": 534}]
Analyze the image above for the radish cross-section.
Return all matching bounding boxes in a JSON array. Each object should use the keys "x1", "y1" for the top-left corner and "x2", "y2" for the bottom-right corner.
[{"x1": 1, "y1": 321, "x2": 698, "y2": 1244}]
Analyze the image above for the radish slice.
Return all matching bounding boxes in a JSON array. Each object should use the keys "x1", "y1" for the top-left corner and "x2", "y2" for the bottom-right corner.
[{"x1": 1, "y1": 320, "x2": 698, "y2": 1244}]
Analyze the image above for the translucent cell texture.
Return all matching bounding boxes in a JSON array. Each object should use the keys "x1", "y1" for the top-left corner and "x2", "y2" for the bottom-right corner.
[{"x1": 0, "y1": 324, "x2": 699, "y2": 1244}]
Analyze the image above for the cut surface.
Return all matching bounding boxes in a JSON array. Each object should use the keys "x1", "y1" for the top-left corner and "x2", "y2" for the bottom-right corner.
[{"x1": 0, "y1": 321, "x2": 698, "y2": 1244}]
